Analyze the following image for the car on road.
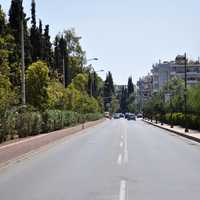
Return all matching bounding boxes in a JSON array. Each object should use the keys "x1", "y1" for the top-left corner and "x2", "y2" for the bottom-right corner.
[
  {"x1": 125, "y1": 113, "x2": 130, "y2": 119},
  {"x1": 137, "y1": 113, "x2": 143, "y2": 118},
  {"x1": 113, "y1": 113, "x2": 120, "y2": 119},
  {"x1": 119, "y1": 113, "x2": 125, "y2": 118},
  {"x1": 127, "y1": 113, "x2": 136, "y2": 120}
]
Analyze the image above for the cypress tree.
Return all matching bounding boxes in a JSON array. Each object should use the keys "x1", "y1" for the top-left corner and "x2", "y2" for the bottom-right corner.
[
  {"x1": 103, "y1": 71, "x2": 115, "y2": 110},
  {"x1": 54, "y1": 35, "x2": 62, "y2": 72},
  {"x1": 120, "y1": 86, "x2": 128, "y2": 113},
  {"x1": 30, "y1": 0, "x2": 38, "y2": 61},
  {"x1": 0, "y1": 5, "x2": 6, "y2": 36},
  {"x1": 43, "y1": 24, "x2": 52, "y2": 65},
  {"x1": 87, "y1": 72, "x2": 92, "y2": 96},
  {"x1": 128, "y1": 76, "x2": 134, "y2": 96},
  {"x1": 38, "y1": 19, "x2": 43, "y2": 59},
  {"x1": 9, "y1": 0, "x2": 22, "y2": 45},
  {"x1": 59, "y1": 35, "x2": 70, "y2": 87},
  {"x1": 92, "y1": 72, "x2": 98, "y2": 98}
]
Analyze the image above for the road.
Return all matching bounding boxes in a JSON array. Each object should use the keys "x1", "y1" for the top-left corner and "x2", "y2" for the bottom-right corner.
[{"x1": 0, "y1": 119, "x2": 200, "y2": 200}]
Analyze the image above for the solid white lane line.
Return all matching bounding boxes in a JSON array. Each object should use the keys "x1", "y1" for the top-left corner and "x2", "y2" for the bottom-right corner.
[
  {"x1": 119, "y1": 180, "x2": 127, "y2": 200},
  {"x1": 117, "y1": 154, "x2": 122, "y2": 165},
  {"x1": 120, "y1": 142, "x2": 123, "y2": 148}
]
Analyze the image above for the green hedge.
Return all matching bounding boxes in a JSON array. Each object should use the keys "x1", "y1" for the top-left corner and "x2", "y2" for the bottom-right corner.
[
  {"x1": 162, "y1": 113, "x2": 200, "y2": 130},
  {"x1": 0, "y1": 110, "x2": 103, "y2": 143}
]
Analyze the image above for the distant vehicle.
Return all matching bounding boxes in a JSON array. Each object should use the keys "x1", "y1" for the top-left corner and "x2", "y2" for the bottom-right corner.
[
  {"x1": 113, "y1": 113, "x2": 120, "y2": 119},
  {"x1": 104, "y1": 112, "x2": 110, "y2": 118},
  {"x1": 125, "y1": 113, "x2": 130, "y2": 119},
  {"x1": 119, "y1": 113, "x2": 125, "y2": 118},
  {"x1": 137, "y1": 113, "x2": 143, "y2": 118},
  {"x1": 127, "y1": 113, "x2": 136, "y2": 120}
]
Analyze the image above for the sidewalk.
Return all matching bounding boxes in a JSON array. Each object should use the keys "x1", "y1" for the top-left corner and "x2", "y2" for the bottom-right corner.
[
  {"x1": 0, "y1": 119, "x2": 106, "y2": 166},
  {"x1": 143, "y1": 119, "x2": 200, "y2": 143}
]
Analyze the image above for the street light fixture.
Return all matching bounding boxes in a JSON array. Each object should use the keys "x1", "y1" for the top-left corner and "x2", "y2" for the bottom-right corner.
[{"x1": 87, "y1": 58, "x2": 98, "y2": 62}]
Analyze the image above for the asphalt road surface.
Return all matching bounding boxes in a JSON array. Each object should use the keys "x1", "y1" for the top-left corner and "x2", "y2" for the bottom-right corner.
[{"x1": 0, "y1": 119, "x2": 200, "y2": 200}]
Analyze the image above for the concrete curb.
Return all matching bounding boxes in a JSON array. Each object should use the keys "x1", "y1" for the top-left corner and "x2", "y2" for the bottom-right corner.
[{"x1": 143, "y1": 119, "x2": 200, "y2": 143}]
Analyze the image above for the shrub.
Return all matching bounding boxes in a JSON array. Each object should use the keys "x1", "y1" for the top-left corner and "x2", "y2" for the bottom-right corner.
[{"x1": 0, "y1": 109, "x2": 103, "y2": 143}]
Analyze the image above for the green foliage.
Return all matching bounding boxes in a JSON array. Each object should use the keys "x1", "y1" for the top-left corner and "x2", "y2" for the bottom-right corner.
[
  {"x1": 103, "y1": 71, "x2": 115, "y2": 111},
  {"x1": 72, "y1": 73, "x2": 87, "y2": 91},
  {"x1": 162, "y1": 113, "x2": 200, "y2": 131},
  {"x1": 0, "y1": 3, "x2": 105, "y2": 144},
  {"x1": 127, "y1": 76, "x2": 134, "y2": 97},
  {"x1": 127, "y1": 93, "x2": 137, "y2": 113},
  {"x1": 111, "y1": 96, "x2": 120, "y2": 113},
  {"x1": 26, "y1": 61, "x2": 50, "y2": 110},
  {"x1": 188, "y1": 84, "x2": 200, "y2": 115},
  {"x1": 48, "y1": 80, "x2": 65, "y2": 109},
  {"x1": 0, "y1": 109, "x2": 103, "y2": 143},
  {"x1": 0, "y1": 35, "x2": 18, "y2": 115}
]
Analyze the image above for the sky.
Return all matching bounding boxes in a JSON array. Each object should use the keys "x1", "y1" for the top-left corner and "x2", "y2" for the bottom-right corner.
[{"x1": 1, "y1": 0, "x2": 200, "y2": 84}]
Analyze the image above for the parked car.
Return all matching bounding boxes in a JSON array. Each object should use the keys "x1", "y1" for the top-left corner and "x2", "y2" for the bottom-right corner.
[
  {"x1": 104, "y1": 112, "x2": 110, "y2": 118},
  {"x1": 127, "y1": 113, "x2": 136, "y2": 120}
]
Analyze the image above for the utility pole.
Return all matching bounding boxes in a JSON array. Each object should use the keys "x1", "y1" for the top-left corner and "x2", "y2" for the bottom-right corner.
[
  {"x1": 21, "y1": 11, "x2": 26, "y2": 106},
  {"x1": 184, "y1": 53, "x2": 189, "y2": 132}
]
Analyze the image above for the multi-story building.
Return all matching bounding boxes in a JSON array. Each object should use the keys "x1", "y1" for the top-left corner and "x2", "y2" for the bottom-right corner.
[
  {"x1": 151, "y1": 62, "x2": 170, "y2": 92},
  {"x1": 137, "y1": 74, "x2": 153, "y2": 110},
  {"x1": 151, "y1": 55, "x2": 200, "y2": 92}
]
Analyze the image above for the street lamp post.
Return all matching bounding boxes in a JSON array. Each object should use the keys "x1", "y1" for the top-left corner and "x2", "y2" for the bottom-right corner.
[
  {"x1": 184, "y1": 53, "x2": 189, "y2": 133},
  {"x1": 90, "y1": 69, "x2": 104, "y2": 96},
  {"x1": 21, "y1": 17, "x2": 26, "y2": 106},
  {"x1": 170, "y1": 92, "x2": 174, "y2": 128}
]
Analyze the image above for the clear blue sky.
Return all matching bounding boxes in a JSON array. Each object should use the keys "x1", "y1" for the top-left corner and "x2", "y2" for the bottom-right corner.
[{"x1": 1, "y1": 0, "x2": 200, "y2": 84}]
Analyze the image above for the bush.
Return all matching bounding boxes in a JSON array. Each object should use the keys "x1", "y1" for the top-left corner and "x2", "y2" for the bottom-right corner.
[
  {"x1": 16, "y1": 111, "x2": 43, "y2": 138},
  {"x1": 0, "y1": 109, "x2": 103, "y2": 143},
  {"x1": 0, "y1": 111, "x2": 17, "y2": 142},
  {"x1": 162, "y1": 112, "x2": 200, "y2": 131}
]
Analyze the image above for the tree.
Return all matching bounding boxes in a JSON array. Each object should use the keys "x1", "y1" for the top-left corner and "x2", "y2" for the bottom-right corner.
[
  {"x1": 72, "y1": 73, "x2": 87, "y2": 92},
  {"x1": 0, "y1": 5, "x2": 6, "y2": 36},
  {"x1": 26, "y1": 61, "x2": 50, "y2": 110},
  {"x1": 0, "y1": 36, "x2": 17, "y2": 115},
  {"x1": 30, "y1": 0, "x2": 38, "y2": 62},
  {"x1": 120, "y1": 86, "x2": 128, "y2": 113},
  {"x1": 188, "y1": 84, "x2": 200, "y2": 115},
  {"x1": 9, "y1": 0, "x2": 32, "y2": 66},
  {"x1": 87, "y1": 72, "x2": 92, "y2": 96},
  {"x1": 47, "y1": 80, "x2": 65, "y2": 109},
  {"x1": 63, "y1": 29, "x2": 86, "y2": 84},
  {"x1": 9, "y1": 0, "x2": 23, "y2": 47},
  {"x1": 92, "y1": 72, "x2": 98, "y2": 98},
  {"x1": 127, "y1": 76, "x2": 134, "y2": 97},
  {"x1": 111, "y1": 96, "x2": 119, "y2": 113},
  {"x1": 103, "y1": 71, "x2": 115, "y2": 110},
  {"x1": 127, "y1": 93, "x2": 136, "y2": 113},
  {"x1": 53, "y1": 35, "x2": 62, "y2": 73},
  {"x1": 43, "y1": 24, "x2": 52, "y2": 66},
  {"x1": 38, "y1": 19, "x2": 43, "y2": 59}
]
